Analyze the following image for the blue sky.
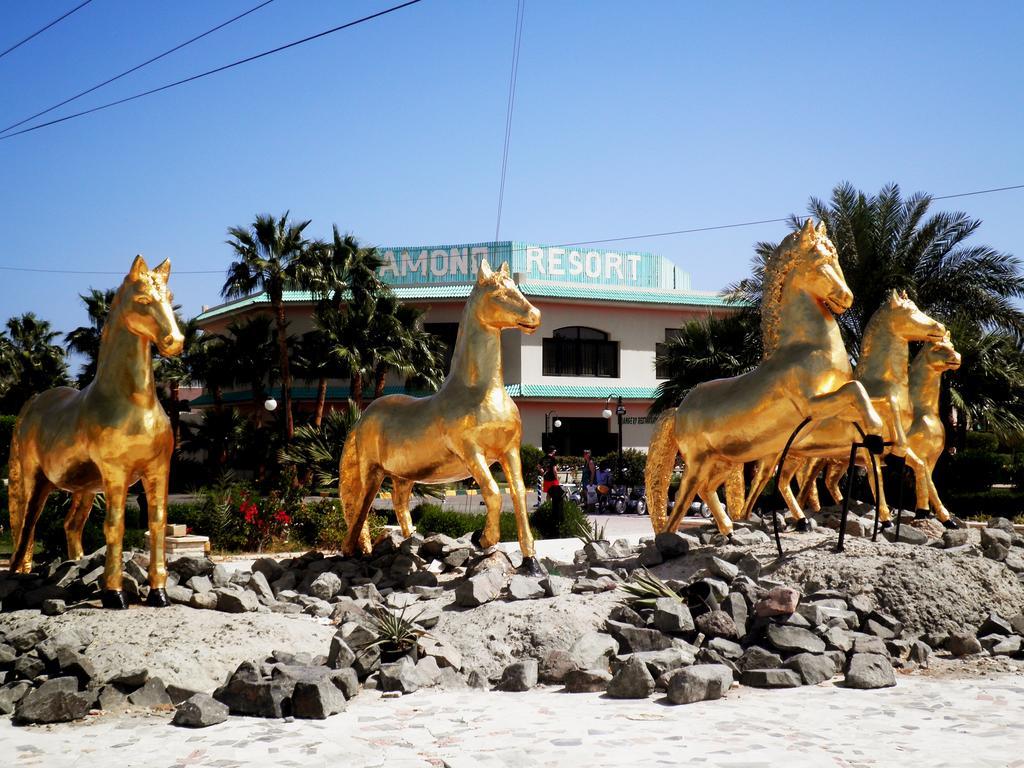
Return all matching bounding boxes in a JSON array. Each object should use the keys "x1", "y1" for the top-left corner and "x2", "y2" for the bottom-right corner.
[{"x1": 1, "y1": 0, "x2": 1022, "y2": 342}]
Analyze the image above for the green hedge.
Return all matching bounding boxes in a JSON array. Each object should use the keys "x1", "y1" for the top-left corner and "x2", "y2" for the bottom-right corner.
[
  {"x1": 0, "y1": 414, "x2": 16, "y2": 470},
  {"x1": 413, "y1": 503, "x2": 527, "y2": 542},
  {"x1": 948, "y1": 489, "x2": 1024, "y2": 520},
  {"x1": 531, "y1": 498, "x2": 588, "y2": 539}
]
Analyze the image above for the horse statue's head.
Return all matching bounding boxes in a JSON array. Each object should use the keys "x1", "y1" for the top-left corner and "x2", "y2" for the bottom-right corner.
[
  {"x1": 921, "y1": 330, "x2": 962, "y2": 373},
  {"x1": 874, "y1": 290, "x2": 947, "y2": 344},
  {"x1": 118, "y1": 254, "x2": 184, "y2": 357},
  {"x1": 761, "y1": 218, "x2": 851, "y2": 356},
  {"x1": 472, "y1": 258, "x2": 541, "y2": 334}
]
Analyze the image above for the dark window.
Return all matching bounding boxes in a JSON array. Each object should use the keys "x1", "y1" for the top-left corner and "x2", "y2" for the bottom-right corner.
[
  {"x1": 424, "y1": 322, "x2": 459, "y2": 374},
  {"x1": 542, "y1": 326, "x2": 618, "y2": 377},
  {"x1": 655, "y1": 328, "x2": 684, "y2": 379}
]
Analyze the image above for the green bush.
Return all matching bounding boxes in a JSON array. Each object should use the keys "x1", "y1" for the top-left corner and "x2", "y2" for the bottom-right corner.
[
  {"x1": 290, "y1": 497, "x2": 386, "y2": 551},
  {"x1": 595, "y1": 448, "x2": 647, "y2": 485},
  {"x1": 939, "y1": 449, "x2": 1006, "y2": 494},
  {"x1": 948, "y1": 489, "x2": 1024, "y2": 520},
  {"x1": 531, "y1": 498, "x2": 588, "y2": 539},
  {"x1": 413, "y1": 502, "x2": 525, "y2": 542},
  {"x1": 519, "y1": 444, "x2": 544, "y2": 487},
  {"x1": 0, "y1": 414, "x2": 16, "y2": 468}
]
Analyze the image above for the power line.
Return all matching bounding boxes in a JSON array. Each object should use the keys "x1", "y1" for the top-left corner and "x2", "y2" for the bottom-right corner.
[
  {"x1": 0, "y1": 0, "x2": 425, "y2": 141},
  {"x1": 0, "y1": 182, "x2": 1021, "y2": 276},
  {"x1": 0, "y1": 0, "x2": 276, "y2": 137},
  {"x1": 0, "y1": 0, "x2": 95, "y2": 61},
  {"x1": 494, "y1": 0, "x2": 525, "y2": 241}
]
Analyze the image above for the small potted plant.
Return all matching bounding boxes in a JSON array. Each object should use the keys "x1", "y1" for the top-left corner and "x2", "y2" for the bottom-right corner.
[{"x1": 361, "y1": 604, "x2": 432, "y2": 663}]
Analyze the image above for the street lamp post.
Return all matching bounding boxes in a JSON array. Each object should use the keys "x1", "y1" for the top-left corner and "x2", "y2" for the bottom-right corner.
[
  {"x1": 602, "y1": 395, "x2": 626, "y2": 485},
  {"x1": 543, "y1": 410, "x2": 561, "y2": 448}
]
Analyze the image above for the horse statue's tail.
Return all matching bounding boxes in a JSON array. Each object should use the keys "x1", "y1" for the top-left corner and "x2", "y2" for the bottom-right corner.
[
  {"x1": 724, "y1": 464, "x2": 746, "y2": 521},
  {"x1": 338, "y1": 424, "x2": 374, "y2": 554},
  {"x1": 7, "y1": 412, "x2": 26, "y2": 572},
  {"x1": 645, "y1": 411, "x2": 678, "y2": 534}
]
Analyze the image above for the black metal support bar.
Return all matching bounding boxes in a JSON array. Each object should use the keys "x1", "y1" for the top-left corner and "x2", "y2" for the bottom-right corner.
[
  {"x1": 769, "y1": 416, "x2": 813, "y2": 559},
  {"x1": 836, "y1": 442, "x2": 860, "y2": 553}
]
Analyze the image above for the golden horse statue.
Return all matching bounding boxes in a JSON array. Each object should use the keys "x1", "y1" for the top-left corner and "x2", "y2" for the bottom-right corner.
[
  {"x1": 905, "y1": 332, "x2": 961, "y2": 520},
  {"x1": 745, "y1": 291, "x2": 948, "y2": 527},
  {"x1": 646, "y1": 219, "x2": 884, "y2": 537},
  {"x1": 801, "y1": 330, "x2": 962, "y2": 523},
  {"x1": 7, "y1": 256, "x2": 184, "y2": 609},
  {"x1": 339, "y1": 259, "x2": 544, "y2": 573}
]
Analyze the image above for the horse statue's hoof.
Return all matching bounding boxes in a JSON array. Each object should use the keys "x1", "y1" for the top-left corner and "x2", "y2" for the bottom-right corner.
[
  {"x1": 942, "y1": 519, "x2": 959, "y2": 530},
  {"x1": 101, "y1": 590, "x2": 128, "y2": 610},
  {"x1": 520, "y1": 556, "x2": 547, "y2": 578},
  {"x1": 795, "y1": 518, "x2": 810, "y2": 533},
  {"x1": 880, "y1": 520, "x2": 893, "y2": 530},
  {"x1": 914, "y1": 509, "x2": 931, "y2": 520},
  {"x1": 146, "y1": 588, "x2": 170, "y2": 608}
]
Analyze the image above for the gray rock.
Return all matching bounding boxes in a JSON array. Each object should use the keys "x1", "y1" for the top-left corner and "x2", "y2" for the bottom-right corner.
[
  {"x1": 945, "y1": 631, "x2": 983, "y2": 656},
  {"x1": 190, "y1": 591, "x2": 218, "y2": 610},
  {"x1": 213, "y1": 662, "x2": 290, "y2": 717},
  {"x1": 624, "y1": 647, "x2": 697, "y2": 679},
  {"x1": 638, "y1": 541, "x2": 664, "y2": 567},
  {"x1": 214, "y1": 587, "x2": 259, "y2": 613},
  {"x1": 735, "y1": 553, "x2": 762, "y2": 580},
  {"x1": 107, "y1": 668, "x2": 149, "y2": 688},
  {"x1": 186, "y1": 575, "x2": 213, "y2": 593},
  {"x1": 706, "y1": 637, "x2": 743, "y2": 659},
  {"x1": 327, "y1": 636, "x2": 356, "y2": 669},
  {"x1": 977, "y1": 612, "x2": 1014, "y2": 638},
  {"x1": 981, "y1": 527, "x2": 1013, "y2": 549},
  {"x1": 606, "y1": 622, "x2": 676, "y2": 653},
  {"x1": 540, "y1": 574, "x2": 572, "y2": 597},
  {"x1": 539, "y1": 650, "x2": 574, "y2": 684},
  {"x1": 824, "y1": 627, "x2": 856, "y2": 653},
  {"x1": 128, "y1": 676, "x2": 172, "y2": 708},
  {"x1": 246, "y1": 571, "x2": 276, "y2": 602},
  {"x1": 696, "y1": 610, "x2": 739, "y2": 640},
  {"x1": 708, "y1": 557, "x2": 739, "y2": 582},
  {"x1": 55, "y1": 647, "x2": 96, "y2": 687},
  {"x1": 168, "y1": 556, "x2": 215, "y2": 580},
  {"x1": 844, "y1": 653, "x2": 896, "y2": 688},
  {"x1": 0, "y1": 643, "x2": 17, "y2": 666},
  {"x1": 172, "y1": 693, "x2": 230, "y2": 727},
  {"x1": 499, "y1": 659, "x2": 538, "y2": 692},
  {"x1": 13, "y1": 654, "x2": 45, "y2": 681},
  {"x1": 378, "y1": 657, "x2": 420, "y2": 694},
  {"x1": 347, "y1": 583, "x2": 383, "y2": 602},
  {"x1": 454, "y1": 570, "x2": 505, "y2": 607},
  {"x1": 666, "y1": 664, "x2": 732, "y2": 704},
  {"x1": 721, "y1": 593, "x2": 749, "y2": 637},
  {"x1": 883, "y1": 525, "x2": 928, "y2": 545},
  {"x1": 741, "y1": 668, "x2": 802, "y2": 688},
  {"x1": 309, "y1": 572, "x2": 343, "y2": 601},
  {"x1": 466, "y1": 549, "x2": 516, "y2": 578},
  {"x1": 942, "y1": 528, "x2": 969, "y2": 548},
  {"x1": 784, "y1": 653, "x2": 836, "y2": 685},
  {"x1": 292, "y1": 679, "x2": 347, "y2": 718},
  {"x1": 652, "y1": 598, "x2": 694, "y2": 634},
  {"x1": 0, "y1": 681, "x2": 32, "y2": 715},
  {"x1": 567, "y1": 632, "x2": 619, "y2": 673},
  {"x1": 607, "y1": 656, "x2": 655, "y2": 699},
  {"x1": 765, "y1": 624, "x2": 825, "y2": 654},
  {"x1": 41, "y1": 598, "x2": 66, "y2": 616},
  {"x1": 853, "y1": 635, "x2": 889, "y2": 656},
  {"x1": 563, "y1": 668, "x2": 612, "y2": 693},
  {"x1": 507, "y1": 575, "x2": 545, "y2": 600},
  {"x1": 329, "y1": 668, "x2": 360, "y2": 700},
  {"x1": 414, "y1": 656, "x2": 443, "y2": 688},
  {"x1": 13, "y1": 678, "x2": 91, "y2": 724},
  {"x1": 730, "y1": 528, "x2": 771, "y2": 546},
  {"x1": 251, "y1": 556, "x2": 284, "y2": 583},
  {"x1": 908, "y1": 640, "x2": 931, "y2": 666},
  {"x1": 990, "y1": 635, "x2": 1022, "y2": 656},
  {"x1": 738, "y1": 646, "x2": 783, "y2": 672},
  {"x1": 654, "y1": 531, "x2": 691, "y2": 559}
]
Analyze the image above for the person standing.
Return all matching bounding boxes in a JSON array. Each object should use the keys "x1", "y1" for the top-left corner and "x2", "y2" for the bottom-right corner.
[
  {"x1": 538, "y1": 446, "x2": 564, "y2": 523},
  {"x1": 581, "y1": 448, "x2": 597, "y2": 513}
]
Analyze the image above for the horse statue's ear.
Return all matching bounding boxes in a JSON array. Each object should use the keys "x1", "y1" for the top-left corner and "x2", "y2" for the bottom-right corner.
[
  {"x1": 900, "y1": 289, "x2": 909, "y2": 301},
  {"x1": 888, "y1": 289, "x2": 901, "y2": 305},
  {"x1": 477, "y1": 258, "x2": 494, "y2": 284},
  {"x1": 153, "y1": 259, "x2": 172, "y2": 284},
  {"x1": 129, "y1": 254, "x2": 149, "y2": 281},
  {"x1": 801, "y1": 218, "x2": 816, "y2": 236},
  {"x1": 816, "y1": 221, "x2": 827, "y2": 237},
  {"x1": 499, "y1": 261, "x2": 510, "y2": 277}
]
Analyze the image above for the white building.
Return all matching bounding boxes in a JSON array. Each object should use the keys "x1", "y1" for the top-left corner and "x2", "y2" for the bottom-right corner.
[{"x1": 192, "y1": 240, "x2": 733, "y2": 454}]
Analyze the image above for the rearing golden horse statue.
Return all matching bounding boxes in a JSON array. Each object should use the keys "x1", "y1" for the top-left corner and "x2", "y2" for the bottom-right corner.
[
  {"x1": 340, "y1": 259, "x2": 544, "y2": 574},
  {"x1": 646, "y1": 220, "x2": 884, "y2": 536},
  {"x1": 7, "y1": 255, "x2": 184, "y2": 609}
]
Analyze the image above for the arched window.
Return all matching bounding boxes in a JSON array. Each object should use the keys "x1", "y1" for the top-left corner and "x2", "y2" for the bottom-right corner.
[{"x1": 542, "y1": 326, "x2": 619, "y2": 377}]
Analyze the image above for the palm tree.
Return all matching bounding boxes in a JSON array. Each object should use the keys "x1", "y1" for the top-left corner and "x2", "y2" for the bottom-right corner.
[
  {"x1": 220, "y1": 316, "x2": 280, "y2": 420},
  {"x1": 369, "y1": 302, "x2": 446, "y2": 398},
  {"x1": 278, "y1": 402, "x2": 361, "y2": 488},
  {"x1": 0, "y1": 313, "x2": 69, "y2": 413},
  {"x1": 650, "y1": 312, "x2": 759, "y2": 415},
  {"x1": 293, "y1": 320, "x2": 349, "y2": 428},
  {"x1": 728, "y1": 181, "x2": 1024, "y2": 445},
  {"x1": 222, "y1": 212, "x2": 318, "y2": 439},
  {"x1": 186, "y1": 333, "x2": 233, "y2": 413},
  {"x1": 154, "y1": 316, "x2": 199, "y2": 442},
  {"x1": 65, "y1": 287, "x2": 116, "y2": 386}
]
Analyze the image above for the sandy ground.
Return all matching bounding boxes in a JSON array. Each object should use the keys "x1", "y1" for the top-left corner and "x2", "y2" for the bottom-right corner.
[{"x1": 2, "y1": 674, "x2": 1023, "y2": 768}]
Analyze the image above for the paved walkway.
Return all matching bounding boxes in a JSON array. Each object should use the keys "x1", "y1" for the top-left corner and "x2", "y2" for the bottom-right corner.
[{"x1": 3, "y1": 676, "x2": 1022, "y2": 768}]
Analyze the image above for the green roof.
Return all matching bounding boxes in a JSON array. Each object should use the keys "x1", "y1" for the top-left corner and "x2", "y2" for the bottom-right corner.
[
  {"x1": 504, "y1": 384, "x2": 657, "y2": 399},
  {"x1": 194, "y1": 282, "x2": 733, "y2": 323}
]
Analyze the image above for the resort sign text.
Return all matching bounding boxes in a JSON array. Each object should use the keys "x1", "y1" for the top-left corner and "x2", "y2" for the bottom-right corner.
[{"x1": 377, "y1": 242, "x2": 671, "y2": 289}]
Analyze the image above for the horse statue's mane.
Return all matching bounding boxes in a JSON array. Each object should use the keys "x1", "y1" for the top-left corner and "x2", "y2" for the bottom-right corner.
[{"x1": 760, "y1": 219, "x2": 831, "y2": 358}]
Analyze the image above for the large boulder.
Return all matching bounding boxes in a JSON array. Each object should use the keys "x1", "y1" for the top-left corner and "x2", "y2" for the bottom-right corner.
[
  {"x1": 844, "y1": 654, "x2": 896, "y2": 689},
  {"x1": 172, "y1": 693, "x2": 230, "y2": 728},
  {"x1": 606, "y1": 656, "x2": 655, "y2": 699},
  {"x1": 665, "y1": 664, "x2": 732, "y2": 705}
]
